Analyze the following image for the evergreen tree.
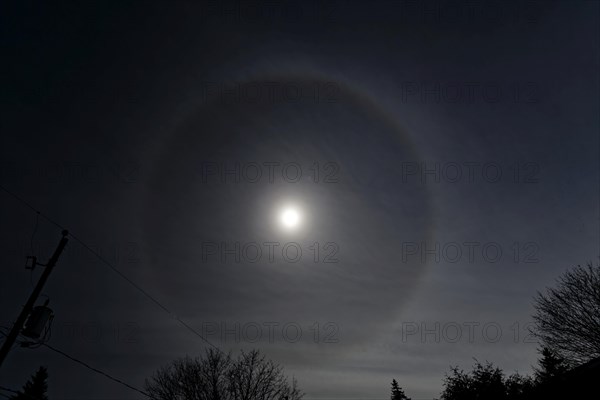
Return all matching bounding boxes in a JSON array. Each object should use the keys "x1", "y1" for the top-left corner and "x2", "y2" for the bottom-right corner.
[
  {"x1": 534, "y1": 346, "x2": 569, "y2": 384},
  {"x1": 390, "y1": 379, "x2": 410, "y2": 400},
  {"x1": 469, "y1": 362, "x2": 505, "y2": 400},
  {"x1": 505, "y1": 372, "x2": 535, "y2": 400},
  {"x1": 10, "y1": 366, "x2": 48, "y2": 400},
  {"x1": 441, "y1": 361, "x2": 512, "y2": 400}
]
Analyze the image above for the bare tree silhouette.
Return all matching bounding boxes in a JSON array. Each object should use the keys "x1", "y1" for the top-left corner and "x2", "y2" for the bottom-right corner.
[
  {"x1": 145, "y1": 349, "x2": 303, "y2": 400},
  {"x1": 532, "y1": 262, "x2": 600, "y2": 365}
]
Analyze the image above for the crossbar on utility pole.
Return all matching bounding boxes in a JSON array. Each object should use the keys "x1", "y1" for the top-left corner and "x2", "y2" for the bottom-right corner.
[{"x1": 0, "y1": 230, "x2": 69, "y2": 370}]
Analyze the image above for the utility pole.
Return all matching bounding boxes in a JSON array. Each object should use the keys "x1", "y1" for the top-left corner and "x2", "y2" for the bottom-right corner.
[{"x1": 0, "y1": 230, "x2": 68, "y2": 370}]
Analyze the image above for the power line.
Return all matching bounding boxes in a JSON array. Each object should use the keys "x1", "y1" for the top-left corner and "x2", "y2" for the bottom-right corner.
[
  {"x1": 0, "y1": 386, "x2": 43, "y2": 400},
  {"x1": 0, "y1": 185, "x2": 64, "y2": 232},
  {"x1": 2, "y1": 327, "x2": 147, "y2": 398},
  {"x1": 29, "y1": 212, "x2": 39, "y2": 257},
  {"x1": 28, "y1": 212, "x2": 40, "y2": 289},
  {"x1": 0, "y1": 183, "x2": 221, "y2": 353},
  {"x1": 40, "y1": 343, "x2": 150, "y2": 398},
  {"x1": 68, "y1": 229, "x2": 220, "y2": 352}
]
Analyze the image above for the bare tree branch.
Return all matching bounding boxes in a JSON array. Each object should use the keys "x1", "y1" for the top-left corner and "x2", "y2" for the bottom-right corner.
[
  {"x1": 532, "y1": 262, "x2": 600, "y2": 365},
  {"x1": 146, "y1": 349, "x2": 303, "y2": 400}
]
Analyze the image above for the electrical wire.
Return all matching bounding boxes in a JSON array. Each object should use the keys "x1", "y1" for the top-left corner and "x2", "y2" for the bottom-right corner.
[
  {"x1": 0, "y1": 385, "x2": 46, "y2": 400},
  {"x1": 28, "y1": 212, "x2": 39, "y2": 289},
  {"x1": 40, "y1": 343, "x2": 150, "y2": 398},
  {"x1": 0, "y1": 183, "x2": 221, "y2": 353},
  {"x1": 1, "y1": 331, "x2": 150, "y2": 399},
  {"x1": 29, "y1": 212, "x2": 39, "y2": 257},
  {"x1": 0, "y1": 183, "x2": 222, "y2": 397}
]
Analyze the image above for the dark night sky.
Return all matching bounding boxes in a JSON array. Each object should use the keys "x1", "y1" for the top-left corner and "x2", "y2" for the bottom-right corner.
[{"x1": 1, "y1": 1, "x2": 599, "y2": 399}]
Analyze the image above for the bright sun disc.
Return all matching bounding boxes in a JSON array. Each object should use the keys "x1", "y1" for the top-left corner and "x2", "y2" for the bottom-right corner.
[{"x1": 280, "y1": 208, "x2": 300, "y2": 229}]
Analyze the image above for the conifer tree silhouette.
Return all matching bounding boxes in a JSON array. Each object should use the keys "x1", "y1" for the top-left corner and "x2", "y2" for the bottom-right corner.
[
  {"x1": 10, "y1": 366, "x2": 48, "y2": 400},
  {"x1": 390, "y1": 379, "x2": 410, "y2": 400}
]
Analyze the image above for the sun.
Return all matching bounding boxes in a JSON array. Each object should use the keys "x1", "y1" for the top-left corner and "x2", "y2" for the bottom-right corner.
[{"x1": 280, "y1": 207, "x2": 301, "y2": 229}]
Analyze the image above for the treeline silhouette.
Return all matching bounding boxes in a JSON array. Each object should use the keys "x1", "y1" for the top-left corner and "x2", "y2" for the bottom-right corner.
[
  {"x1": 8, "y1": 263, "x2": 599, "y2": 400},
  {"x1": 145, "y1": 349, "x2": 302, "y2": 400},
  {"x1": 392, "y1": 347, "x2": 599, "y2": 400},
  {"x1": 390, "y1": 262, "x2": 600, "y2": 400}
]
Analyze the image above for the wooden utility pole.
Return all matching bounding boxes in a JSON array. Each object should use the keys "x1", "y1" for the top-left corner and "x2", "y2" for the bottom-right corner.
[{"x1": 0, "y1": 230, "x2": 68, "y2": 370}]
